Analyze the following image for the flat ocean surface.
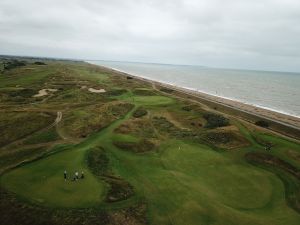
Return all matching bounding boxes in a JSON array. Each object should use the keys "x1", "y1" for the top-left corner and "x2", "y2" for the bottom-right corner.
[{"x1": 89, "y1": 61, "x2": 300, "y2": 117}]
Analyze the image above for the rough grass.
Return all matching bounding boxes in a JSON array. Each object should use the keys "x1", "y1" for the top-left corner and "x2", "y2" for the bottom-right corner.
[
  {"x1": 114, "y1": 139, "x2": 156, "y2": 153},
  {"x1": 0, "y1": 112, "x2": 55, "y2": 146},
  {"x1": 23, "y1": 127, "x2": 60, "y2": 145},
  {"x1": 62, "y1": 102, "x2": 134, "y2": 138},
  {"x1": 0, "y1": 146, "x2": 46, "y2": 174},
  {"x1": 1, "y1": 60, "x2": 300, "y2": 225},
  {"x1": 203, "y1": 131, "x2": 250, "y2": 149}
]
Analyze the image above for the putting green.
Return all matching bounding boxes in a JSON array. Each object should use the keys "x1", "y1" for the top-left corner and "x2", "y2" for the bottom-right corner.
[{"x1": 1, "y1": 146, "x2": 106, "y2": 208}]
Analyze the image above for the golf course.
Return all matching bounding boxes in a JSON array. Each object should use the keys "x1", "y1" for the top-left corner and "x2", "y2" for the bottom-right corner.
[{"x1": 0, "y1": 57, "x2": 300, "y2": 225}]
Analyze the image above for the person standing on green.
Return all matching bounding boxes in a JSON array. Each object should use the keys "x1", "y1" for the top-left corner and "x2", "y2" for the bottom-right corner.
[{"x1": 64, "y1": 170, "x2": 67, "y2": 181}]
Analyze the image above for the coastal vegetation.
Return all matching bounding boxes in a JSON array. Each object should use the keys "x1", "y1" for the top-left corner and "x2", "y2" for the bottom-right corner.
[{"x1": 0, "y1": 57, "x2": 300, "y2": 225}]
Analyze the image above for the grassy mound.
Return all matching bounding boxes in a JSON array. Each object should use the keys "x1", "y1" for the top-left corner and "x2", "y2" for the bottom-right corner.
[{"x1": 87, "y1": 147, "x2": 134, "y2": 202}]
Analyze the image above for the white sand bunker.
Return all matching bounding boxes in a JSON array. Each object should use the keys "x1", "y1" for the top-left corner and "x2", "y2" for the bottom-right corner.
[
  {"x1": 33, "y1": 89, "x2": 58, "y2": 97},
  {"x1": 88, "y1": 88, "x2": 106, "y2": 93}
]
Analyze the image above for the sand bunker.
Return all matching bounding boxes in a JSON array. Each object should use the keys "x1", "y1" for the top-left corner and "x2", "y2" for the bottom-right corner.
[
  {"x1": 88, "y1": 88, "x2": 106, "y2": 93},
  {"x1": 33, "y1": 89, "x2": 58, "y2": 97}
]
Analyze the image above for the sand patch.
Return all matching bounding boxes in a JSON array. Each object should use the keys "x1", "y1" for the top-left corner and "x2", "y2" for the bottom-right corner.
[
  {"x1": 33, "y1": 89, "x2": 57, "y2": 97},
  {"x1": 88, "y1": 88, "x2": 106, "y2": 93}
]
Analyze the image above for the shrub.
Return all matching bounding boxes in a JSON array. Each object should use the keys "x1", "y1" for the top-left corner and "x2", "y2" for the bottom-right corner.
[
  {"x1": 133, "y1": 108, "x2": 147, "y2": 118},
  {"x1": 203, "y1": 113, "x2": 229, "y2": 128},
  {"x1": 3, "y1": 60, "x2": 26, "y2": 71},
  {"x1": 182, "y1": 105, "x2": 193, "y2": 111},
  {"x1": 6, "y1": 88, "x2": 36, "y2": 98},
  {"x1": 255, "y1": 120, "x2": 269, "y2": 128},
  {"x1": 160, "y1": 88, "x2": 174, "y2": 93},
  {"x1": 34, "y1": 61, "x2": 47, "y2": 65}
]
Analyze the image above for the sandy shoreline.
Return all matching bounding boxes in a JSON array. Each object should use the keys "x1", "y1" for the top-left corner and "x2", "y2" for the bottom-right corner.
[{"x1": 89, "y1": 63, "x2": 300, "y2": 132}]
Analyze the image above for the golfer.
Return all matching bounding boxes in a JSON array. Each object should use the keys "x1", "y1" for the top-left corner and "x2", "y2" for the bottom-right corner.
[
  {"x1": 81, "y1": 171, "x2": 84, "y2": 179},
  {"x1": 64, "y1": 170, "x2": 67, "y2": 180},
  {"x1": 75, "y1": 171, "x2": 79, "y2": 180}
]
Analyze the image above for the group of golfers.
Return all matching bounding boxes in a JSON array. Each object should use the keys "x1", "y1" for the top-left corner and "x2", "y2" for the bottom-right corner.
[{"x1": 64, "y1": 170, "x2": 84, "y2": 181}]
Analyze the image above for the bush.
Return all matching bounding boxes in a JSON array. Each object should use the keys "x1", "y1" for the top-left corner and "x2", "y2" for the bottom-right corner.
[
  {"x1": 255, "y1": 120, "x2": 269, "y2": 128},
  {"x1": 5, "y1": 88, "x2": 36, "y2": 98},
  {"x1": 160, "y1": 88, "x2": 174, "y2": 93},
  {"x1": 203, "y1": 113, "x2": 229, "y2": 128},
  {"x1": 34, "y1": 61, "x2": 47, "y2": 65},
  {"x1": 133, "y1": 108, "x2": 147, "y2": 118},
  {"x1": 3, "y1": 60, "x2": 26, "y2": 71},
  {"x1": 182, "y1": 105, "x2": 193, "y2": 111}
]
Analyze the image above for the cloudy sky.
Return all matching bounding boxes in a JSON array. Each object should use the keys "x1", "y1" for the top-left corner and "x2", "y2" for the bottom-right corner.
[{"x1": 0, "y1": 0, "x2": 300, "y2": 72}]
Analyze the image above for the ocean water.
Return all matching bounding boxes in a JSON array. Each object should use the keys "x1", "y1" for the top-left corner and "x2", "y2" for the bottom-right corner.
[{"x1": 89, "y1": 61, "x2": 300, "y2": 117}]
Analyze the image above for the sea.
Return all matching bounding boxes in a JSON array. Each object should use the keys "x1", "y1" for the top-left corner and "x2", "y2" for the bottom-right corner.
[{"x1": 88, "y1": 61, "x2": 300, "y2": 118}]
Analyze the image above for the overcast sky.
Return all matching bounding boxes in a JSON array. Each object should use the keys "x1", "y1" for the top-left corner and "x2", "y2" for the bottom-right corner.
[{"x1": 0, "y1": 0, "x2": 300, "y2": 72}]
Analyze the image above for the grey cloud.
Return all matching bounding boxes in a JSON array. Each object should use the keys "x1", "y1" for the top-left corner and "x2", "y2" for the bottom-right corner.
[{"x1": 0, "y1": 0, "x2": 300, "y2": 72}]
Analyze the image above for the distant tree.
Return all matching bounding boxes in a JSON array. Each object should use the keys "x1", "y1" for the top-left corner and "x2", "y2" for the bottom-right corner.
[
  {"x1": 3, "y1": 60, "x2": 26, "y2": 71},
  {"x1": 34, "y1": 61, "x2": 47, "y2": 65}
]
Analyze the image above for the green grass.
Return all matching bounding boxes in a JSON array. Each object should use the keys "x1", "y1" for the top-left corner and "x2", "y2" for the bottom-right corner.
[
  {"x1": 1, "y1": 60, "x2": 300, "y2": 225},
  {"x1": 107, "y1": 139, "x2": 300, "y2": 225},
  {"x1": 0, "y1": 65, "x2": 55, "y2": 88}
]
